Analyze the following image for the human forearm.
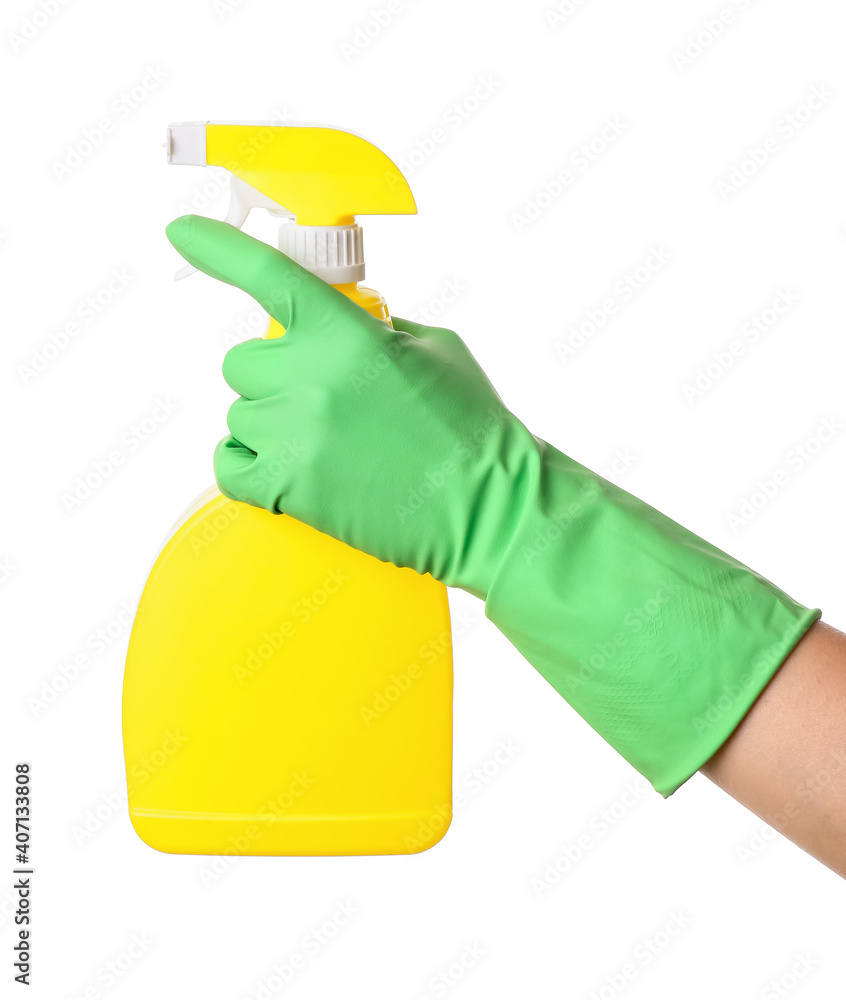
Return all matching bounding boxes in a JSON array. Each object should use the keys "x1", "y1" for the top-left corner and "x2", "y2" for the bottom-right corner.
[{"x1": 701, "y1": 620, "x2": 846, "y2": 878}]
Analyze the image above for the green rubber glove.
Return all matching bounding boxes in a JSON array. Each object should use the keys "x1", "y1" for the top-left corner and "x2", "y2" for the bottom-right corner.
[{"x1": 167, "y1": 214, "x2": 820, "y2": 797}]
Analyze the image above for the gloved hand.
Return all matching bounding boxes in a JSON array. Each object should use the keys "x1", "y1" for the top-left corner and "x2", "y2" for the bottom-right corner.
[
  {"x1": 167, "y1": 214, "x2": 820, "y2": 796},
  {"x1": 167, "y1": 215, "x2": 528, "y2": 600}
]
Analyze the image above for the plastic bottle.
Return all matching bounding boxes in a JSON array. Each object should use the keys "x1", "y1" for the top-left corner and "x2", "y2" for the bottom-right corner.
[{"x1": 122, "y1": 122, "x2": 453, "y2": 856}]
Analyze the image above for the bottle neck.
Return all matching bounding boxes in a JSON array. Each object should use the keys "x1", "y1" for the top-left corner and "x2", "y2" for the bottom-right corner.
[{"x1": 277, "y1": 223, "x2": 365, "y2": 284}]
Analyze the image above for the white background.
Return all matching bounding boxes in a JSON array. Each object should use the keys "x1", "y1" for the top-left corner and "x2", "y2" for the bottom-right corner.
[{"x1": 3, "y1": 0, "x2": 845, "y2": 997}]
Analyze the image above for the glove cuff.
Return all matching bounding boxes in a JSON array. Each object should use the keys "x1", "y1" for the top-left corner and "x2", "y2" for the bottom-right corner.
[{"x1": 482, "y1": 441, "x2": 821, "y2": 795}]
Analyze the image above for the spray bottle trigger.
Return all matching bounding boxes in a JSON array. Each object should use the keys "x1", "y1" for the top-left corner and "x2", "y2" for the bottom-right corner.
[{"x1": 172, "y1": 175, "x2": 292, "y2": 280}]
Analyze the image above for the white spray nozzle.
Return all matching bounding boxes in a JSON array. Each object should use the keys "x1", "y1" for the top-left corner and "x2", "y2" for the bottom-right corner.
[{"x1": 174, "y1": 175, "x2": 292, "y2": 280}]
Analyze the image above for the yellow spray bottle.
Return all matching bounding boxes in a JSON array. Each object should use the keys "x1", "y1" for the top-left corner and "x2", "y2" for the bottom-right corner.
[{"x1": 122, "y1": 122, "x2": 453, "y2": 856}]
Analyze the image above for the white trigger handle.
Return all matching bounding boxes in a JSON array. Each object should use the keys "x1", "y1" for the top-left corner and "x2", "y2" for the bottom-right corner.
[{"x1": 174, "y1": 175, "x2": 293, "y2": 280}]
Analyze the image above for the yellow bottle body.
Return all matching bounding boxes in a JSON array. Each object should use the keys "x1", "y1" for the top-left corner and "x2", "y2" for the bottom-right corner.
[{"x1": 122, "y1": 285, "x2": 453, "y2": 855}]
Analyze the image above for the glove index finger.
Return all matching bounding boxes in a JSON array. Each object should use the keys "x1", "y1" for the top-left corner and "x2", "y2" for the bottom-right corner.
[{"x1": 166, "y1": 215, "x2": 330, "y2": 331}]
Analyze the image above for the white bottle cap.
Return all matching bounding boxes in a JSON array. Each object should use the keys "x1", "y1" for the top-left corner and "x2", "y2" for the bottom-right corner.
[{"x1": 277, "y1": 223, "x2": 365, "y2": 284}]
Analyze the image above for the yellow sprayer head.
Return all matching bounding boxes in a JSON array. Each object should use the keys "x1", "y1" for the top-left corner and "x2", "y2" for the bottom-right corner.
[{"x1": 166, "y1": 120, "x2": 416, "y2": 282}]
